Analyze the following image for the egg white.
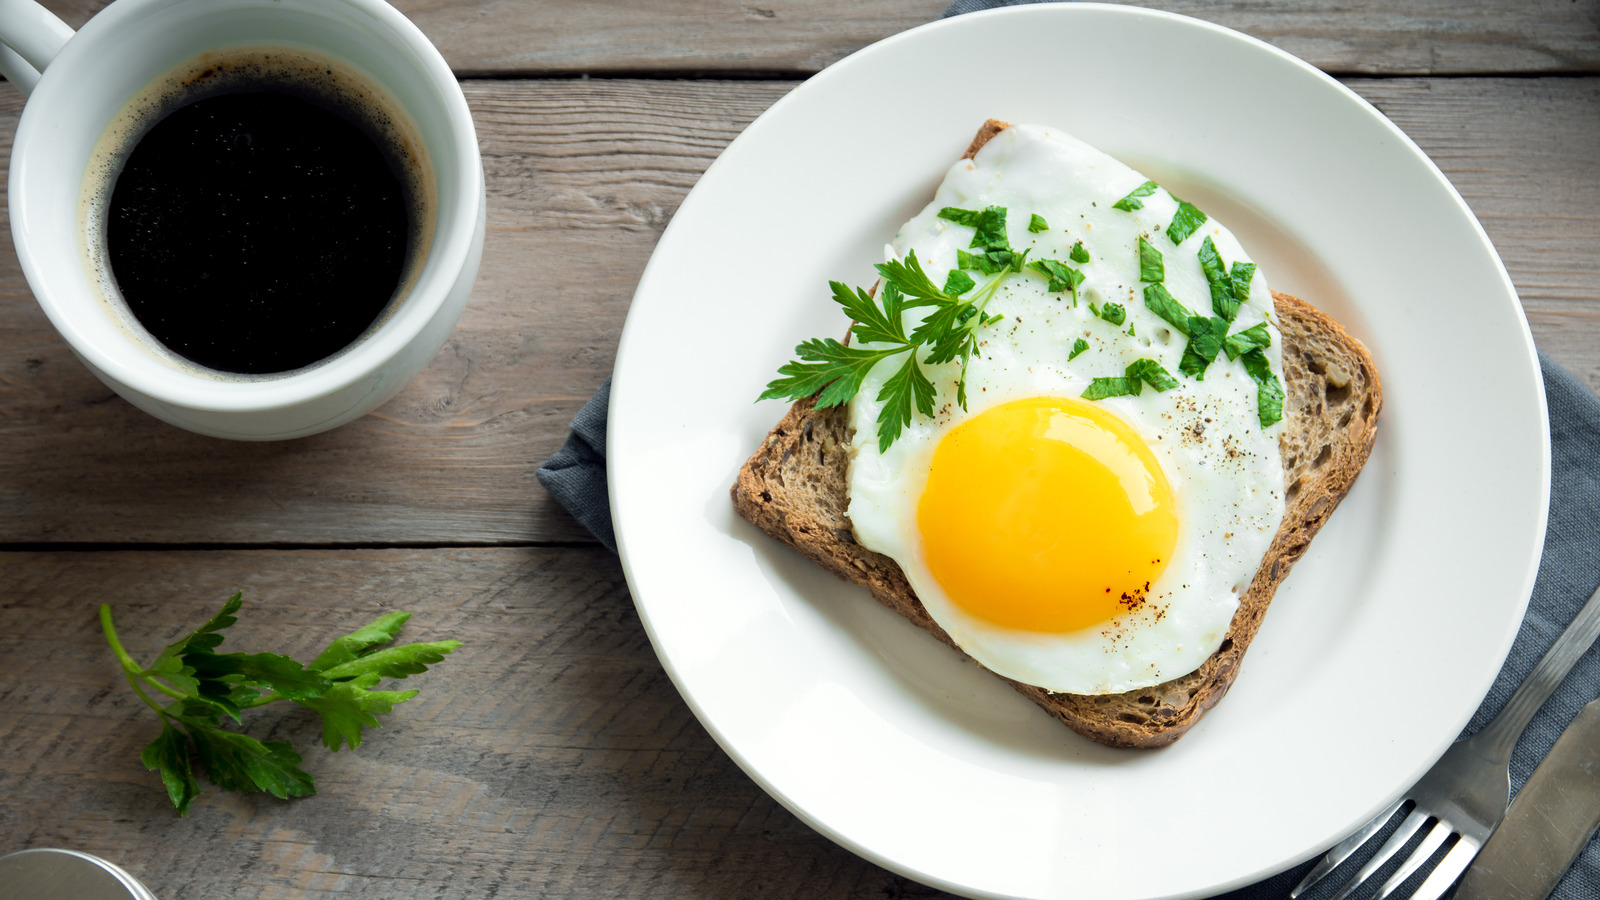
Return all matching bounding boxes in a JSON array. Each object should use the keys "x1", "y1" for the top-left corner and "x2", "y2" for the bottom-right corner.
[{"x1": 845, "y1": 124, "x2": 1287, "y2": 695}]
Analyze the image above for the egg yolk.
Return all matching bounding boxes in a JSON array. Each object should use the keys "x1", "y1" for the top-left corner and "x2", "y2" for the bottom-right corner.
[{"x1": 917, "y1": 396, "x2": 1178, "y2": 633}]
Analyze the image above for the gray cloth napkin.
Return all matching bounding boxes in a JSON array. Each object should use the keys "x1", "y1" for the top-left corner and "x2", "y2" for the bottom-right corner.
[
  {"x1": 535, "y1": 1, "x2": 1600, "y2": 891},
  {"x1": 535, "y1": 375, "x2": 614, "y2": 551}
]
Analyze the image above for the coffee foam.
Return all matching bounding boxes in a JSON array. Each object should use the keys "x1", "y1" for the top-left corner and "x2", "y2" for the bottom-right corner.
[{"x1": 80, "y1": 46, "x2": 437, "y2": 381}]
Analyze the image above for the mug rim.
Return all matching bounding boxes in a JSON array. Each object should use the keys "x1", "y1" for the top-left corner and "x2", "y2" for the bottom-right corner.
[{"x1": 8, "y1": 0, "x2": 483, "y2": 414}]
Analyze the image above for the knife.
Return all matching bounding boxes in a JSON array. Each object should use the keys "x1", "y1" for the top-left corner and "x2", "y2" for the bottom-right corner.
[{"x1": 1454, "y1": 695, "x2": 1600, "y2": 900}]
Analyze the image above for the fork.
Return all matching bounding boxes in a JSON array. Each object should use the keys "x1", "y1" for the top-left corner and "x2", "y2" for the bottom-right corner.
[{"x1": 1291, "y1": 579, "x2": 1600, "y2": 900}]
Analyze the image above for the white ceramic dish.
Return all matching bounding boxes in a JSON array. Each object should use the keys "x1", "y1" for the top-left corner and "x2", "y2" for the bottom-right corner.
[{"x1": 610, "y1": 6, "x2": 1549, "y2": 899}]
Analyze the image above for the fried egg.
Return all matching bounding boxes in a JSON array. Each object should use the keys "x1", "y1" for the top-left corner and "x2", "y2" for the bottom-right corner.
[{"x1": 846, "y1": 123, "x2": 1286, "y2": 695}]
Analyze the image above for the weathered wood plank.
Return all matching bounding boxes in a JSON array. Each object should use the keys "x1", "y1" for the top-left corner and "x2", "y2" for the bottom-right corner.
[
  {"x1": 0, "y1": 76, "x2": 1594, "y2": 545},
  {"x1": 27, "y1": 0, "x2": 1600, "y2": 76},
  {"x1": 0, "y1": 548, "x2": 954, "y2": 899}
]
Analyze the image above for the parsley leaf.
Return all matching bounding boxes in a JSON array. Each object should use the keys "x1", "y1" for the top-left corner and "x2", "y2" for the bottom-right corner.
[
  {"x1": 1198, "y1": 236, "x2": 1238, "y2": 321},
  {"x1": 939, "y1": 205, "x2": 1011, "y2": 252},
  {"x1": 1069, "y1": 338, "x2": 1089, "y2": 360},
  {"x1": 185, "y1": 651, "x2": 330, "y2": 702},
  {"x1": 1028, "y1": 214, "x2": 1049, "y2": 233},
  {"x1": 1112, "y1": 180, "x2": 1159, "y2": 212},
  {"x1": 1230, "y1": 261, "x2": 1257, "y2": 308},
  {"x1": 187, "y1": 724, "x2": 315, "y2": 799},
  {"x1": 1166, "y1": 199, "x2": 1208, "y2": 245},
  {"x1": 1142, "y1": 284, "x2": 1193, "y2": 334},
  {"x1": 1138, "y1": 237, "x2": 1164, "y2": 283},
  {"x1": 875, "y1": 353, "x2": 937, "y2": 453},
  {"x1": 1070, "y1": 241, "x2": 1090, "y2": 263},
  {"x1": 1241, "y1": 348, "x2": 1285, "y2": 427},
  {"x1": 318, "y1": 641, "x2": 462, "y2": 682},
  {"x1": 761, "y1": 339, "x2": 906, "y2": 411},
  {"x1": 141, "y1": 721, "x2": 201, "y2": 815},
  {"x1": 298, "y1": 674, "x2": 420, "y2": 752},
  {"x1": 766, "y1": 243, "x2": 1022, "y2": 451},
  {"x1": 1178, "y1": 316, "x2": 1228, "y2": 379},
  {"x1": 101, "y1": 595, "x2": 458, "y2": 815},
  {"x1": 1223, "y1": 321, "x2": 1272, "y2": 361},
  {"x1": 845, "y1": 281, "x2": 911, "y2": 346},
  {"x1": 308, "y1": 611, "x2": 411, "y2": 671},
  {"x1": 1100, "y1": 303, "x2": 1126, "y2": 326},
  {"x1": 1027, "y1": 259, "x2": 1085, "y2": 298}
]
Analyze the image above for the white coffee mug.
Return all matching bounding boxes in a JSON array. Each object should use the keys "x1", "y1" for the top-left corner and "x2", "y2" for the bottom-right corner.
[{"x1": 0, "y1": 0, "x2": 485, "y2": 440}]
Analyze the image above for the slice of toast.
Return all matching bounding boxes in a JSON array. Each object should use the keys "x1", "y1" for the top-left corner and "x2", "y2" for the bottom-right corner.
[{"x1": 731, "y1": 121, "x2": 1382, "y2": 749}]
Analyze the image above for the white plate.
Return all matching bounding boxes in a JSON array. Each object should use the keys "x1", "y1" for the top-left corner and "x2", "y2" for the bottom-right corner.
[{"x1": 608, "y1": 6, "x2": 1550, "y2": 898}]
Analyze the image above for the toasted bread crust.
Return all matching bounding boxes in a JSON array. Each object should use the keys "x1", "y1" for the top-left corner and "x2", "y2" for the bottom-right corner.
[{"x1": 731, "y1": 122, "x2": 1382, "y2": 748}]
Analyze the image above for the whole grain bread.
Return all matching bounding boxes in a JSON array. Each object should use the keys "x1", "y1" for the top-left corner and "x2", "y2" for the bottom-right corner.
[{"x1": 731, "y1": 121, "x2": 1382, "y2": 749}]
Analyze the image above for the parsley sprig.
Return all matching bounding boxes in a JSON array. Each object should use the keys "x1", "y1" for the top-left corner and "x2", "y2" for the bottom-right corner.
[
  {"x1": 101, "y1": 593, "x2": 459, "y2": 815},
  {"x1": 761, "y1": 249, "x2": 1021, "y2": 451}
]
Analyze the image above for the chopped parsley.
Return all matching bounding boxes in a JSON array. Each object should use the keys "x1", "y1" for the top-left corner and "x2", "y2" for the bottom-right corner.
[
  {"x1": 943, "y1": 269, "x2": 976, "y2": 297},
  {"x1": 1070, "y1": 241, "x2": 1091, "y2": 263},
  {"x1": 1028, "y1": 214, "x2": 1049, "y2": 233},
  {"x1": 1178, "y1": 315, "x2": 1227, "y2": 379},
  {"x1": 958, "y1": 248, "x2": 1014, "y2": 275},
  {"x1": 1198, "y1": 236, "x2": 1236, "y2": 321},
  {"x1": 1100, "y1": 302, "x2": 1126, "y2": 326},
  {"x1": 1165, "y1": 199, "x2": 1208, "y2": 245},
  {"x1": 939, "y1": 205, "x2": 1010, "y2": 251},
  {"x1": 1231, "y1": 261, "x2": 1257, "y2": 307},
  {"x1": 1112, "y1": 180, "x2": 1159, "y2": 212},
  {"x1": 1142, "y1": 283, "x2": 1193, "y2": 334},
  {"x1": 1223, "y1": 321, "x2": 1272, "y2": 360},
  {"x1": 1127, "y1": 358, "x2": 1180, "y2": 391},
  {"x1": 1027, "y1": 259, "x2": 1085, "y2": 299},
  {"x1": 1069, "y1": 338, "x2": 1089, "y2": 360},
  {"x1": 1241, "y1": 347, "x2": 1285, "y2": 427},
  {"x1": 1083, "y1": 358, "x2": 1179, "y2": 400},
  {"x1": 1138, "y1": 237, "x2": 1164, "y2": 283}
]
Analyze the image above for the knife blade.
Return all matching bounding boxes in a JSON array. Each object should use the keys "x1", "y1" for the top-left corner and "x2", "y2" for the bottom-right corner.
[{"x1": 1454, "y1": 695, "x2": 1600, "y2": 900}]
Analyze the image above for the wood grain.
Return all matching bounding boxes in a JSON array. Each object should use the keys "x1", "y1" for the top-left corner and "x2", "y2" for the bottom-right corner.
[
  {"x1": 0, "y1": 76, "x2": 1593, "y2": 545},
  {"x1": 27, "y1": 0, "x2": 1600, "y2": 76},
  {"x1": 0, "y1": 547, "x2": 955, "y2": 899}
]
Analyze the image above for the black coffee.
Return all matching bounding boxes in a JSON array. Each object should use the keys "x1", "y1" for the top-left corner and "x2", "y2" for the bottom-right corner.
[{"x1": 107, "y1": 90, "x2": 409, "y2": 375}]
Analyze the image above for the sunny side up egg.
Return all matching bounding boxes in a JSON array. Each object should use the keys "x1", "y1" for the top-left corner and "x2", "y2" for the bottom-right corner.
[{"x1": 845, "y1": 124, "x2": 1287, "y2": 696}]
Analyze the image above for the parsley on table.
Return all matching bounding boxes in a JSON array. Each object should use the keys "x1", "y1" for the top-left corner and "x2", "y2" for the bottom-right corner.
[
  {"x1": 1028, "y1": 214, "x2": 1049, "y2": 233},
  {"x1": 762, "y1": 247, "x2": 1022, "y2": 451},
  {"x1": 101, "y1": 594, "x2": 460, "y2": 815},
  {"x1": 1166, "y1": 199, "x2": 1208, "y2": 245},
  {"x1": 1138, "y1": 237, "x2": 1164, "y2": 283},
  {"x1": 1112, "y1": 180, "x2": 1158, "y2": 212}
]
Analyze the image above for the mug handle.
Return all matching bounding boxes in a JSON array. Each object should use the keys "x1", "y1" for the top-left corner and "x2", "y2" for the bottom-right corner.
[{"x1": 0, "y1": 0, "x2": 73, "y2": 96}]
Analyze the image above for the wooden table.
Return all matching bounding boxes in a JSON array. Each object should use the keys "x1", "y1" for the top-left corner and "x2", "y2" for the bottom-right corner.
[{"x1": 1, "y1": 1, "x2": 1596, "y2": 897}]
